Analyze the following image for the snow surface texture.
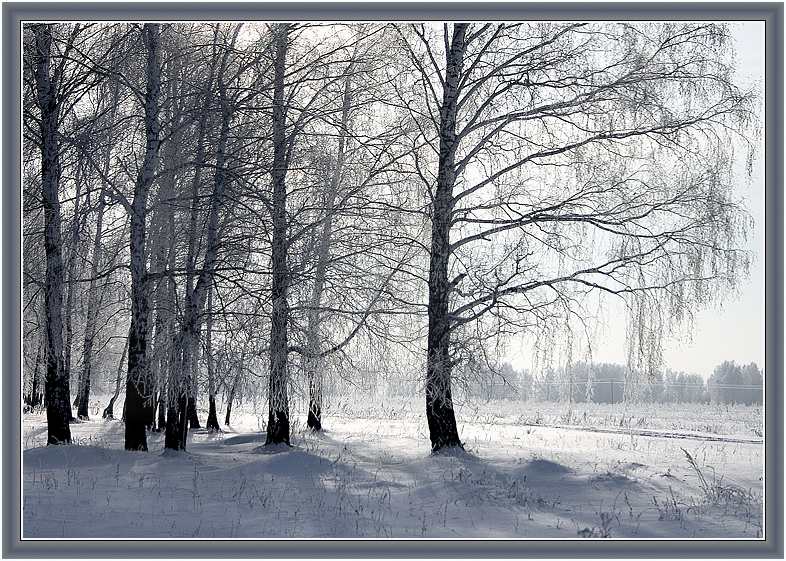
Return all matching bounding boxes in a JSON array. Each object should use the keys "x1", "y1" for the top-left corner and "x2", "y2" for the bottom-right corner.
[{"x1": 22, "y1": 398, "x2": 763, "y2": 539}]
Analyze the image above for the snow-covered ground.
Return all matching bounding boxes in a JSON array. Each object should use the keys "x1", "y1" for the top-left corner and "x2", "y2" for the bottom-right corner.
[{"x1": 22, "y1": 397, "x2": 764, "y2": 539}]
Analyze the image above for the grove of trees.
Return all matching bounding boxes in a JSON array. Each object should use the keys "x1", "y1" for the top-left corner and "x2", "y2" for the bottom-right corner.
[
  {"x1": 466, "y1": 361, "x2": 763, "y2": 405},
  {"x1": 708, "y1": 361, "x2": 763, "y2": 405},
  {"x1": 22, "y1": 22, "x2": 756, "y2": 452}
]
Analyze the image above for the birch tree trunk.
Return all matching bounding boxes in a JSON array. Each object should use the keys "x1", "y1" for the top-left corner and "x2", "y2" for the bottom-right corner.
[
  {"x1": 78, "y1": 76, "x2": 119, "y2": 420},
  {"x1": 148, "y1": 181, "x2": 176, "y2": 431},
  {"x1": 103, "y1": 333, "x2": 129, "y2": 419},
  {"x1": 125, "y1": 23, "x2": 161, "y2": 451},
  {"x1": 157, "y1": 232, "x2": 178, "y2": 432},
  {"x1": 224, "y1": 343, "x2": 244, "y2": 427},
  {"x1": 30, "y1": 337, "x2": 43, "y2": 408},
  {"x1": 147, "y1": 202, "x2": 172, "y2": 431},
  {"x1": 66, "y1": 165, "x2": 82, "y2": 415},
  {"x1": 180, "y1": 39, "x2": 220, "y2": 434},
  {"x1": 164, "y1": 58, "x2": 232, "y2": 450},
  {"x1": 185, "y1": 387, "x2": 200, "y2": 427},
  {"x1": 147, "y1": 67, "x2": 181, "y2": 431},
  {"x1": 76, "y1": 187, "x2": 105, "y2": 420},
  {"x1": 34, "y1": 23, "x2": 72, "y2": 445},
  {"x1": 425, "y1": 24, "x2": 466, "y2": 452},
  {"x1": 305, "y1": 71, "x2": 353, "y2": 432},
  {"x1": 266, "y1": 23, "x2": 291, "y2": 445},
  {"x1": 205, "y1": 287, "x2": 220, "y2": 431},
  {"x1": 225, "y1": 370, "x2": 239, "y2": 426},
  {"x1": 148, "y1": 61, "x2": 182, "y2": 432}
]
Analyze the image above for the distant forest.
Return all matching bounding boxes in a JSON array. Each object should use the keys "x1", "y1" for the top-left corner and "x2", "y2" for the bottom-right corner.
[{"x1": 459, "y1": 360, "x2": 764, "y2": 405}]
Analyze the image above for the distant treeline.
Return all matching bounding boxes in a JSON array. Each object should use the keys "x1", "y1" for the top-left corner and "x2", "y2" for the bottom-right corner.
[{"x1": 464, "y1": 360, "x2": 764, "y2": 405}]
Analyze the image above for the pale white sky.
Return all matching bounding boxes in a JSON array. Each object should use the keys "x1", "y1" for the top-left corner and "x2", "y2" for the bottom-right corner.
[
  {"x1": 660, "y1": 22, "x2": 766, "y2": 376},
  {"x1": 507, "y1": 22, "x2": 766, "y2": 378}
]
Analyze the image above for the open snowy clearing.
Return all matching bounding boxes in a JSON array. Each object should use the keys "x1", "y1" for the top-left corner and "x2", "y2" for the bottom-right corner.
[{"x1": 22, "y1": 399, "x2": 763, "y2": 539}]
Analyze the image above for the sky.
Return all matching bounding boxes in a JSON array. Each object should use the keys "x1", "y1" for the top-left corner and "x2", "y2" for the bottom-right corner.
[
  {"x1": 660, "y1": 22, "x2": 766, "y2": 376},
  {"x1": 507, "y1": 22, "x2": 766, "y2": 378}
]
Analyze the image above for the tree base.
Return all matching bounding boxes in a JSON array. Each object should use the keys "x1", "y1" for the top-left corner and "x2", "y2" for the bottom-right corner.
[
  {"x1": 187, "y1": 396, "x2": 201, "y2": 429},
  {"x1": 156, "y1": 405, "x2": 166, "y2": 433},
  {"x1": 306, "y1": 409, "x2": 322, "y2": 432},
  {"x1": 206, "y1": 396, "x2": 220, "y2": 432},
  {"x1": 46, "y1": 402, "x2": 72, "y2": 444},
  {"x1": 77, "y1": 398, "x2": 90, "y2": 421},
  {"x1": 430, "y1": 440, "x2": 465, "y2": 454},
  {"x1": 426, "y1": 397, "x2": 462, "y2": 452},
  {"x1": 164, "y1": 403, "x2": 188, "y2": 451},
  {"x1": 124, "y1": 426, "x2": 148, "y2": 451},
  {"x1": 265, "y1": 410, "x2": 290, "y2": 445}
]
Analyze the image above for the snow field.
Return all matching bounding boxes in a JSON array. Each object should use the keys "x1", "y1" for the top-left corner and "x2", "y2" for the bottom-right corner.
[{"x1": 22, "y1": 397, "x2": 763, "y2": 539}]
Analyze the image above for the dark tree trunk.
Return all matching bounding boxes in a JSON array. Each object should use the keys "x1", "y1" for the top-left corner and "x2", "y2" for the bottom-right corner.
[
  {"x1": 146, "y1": 59, "x2": 181, "y2": 434},
  {"x1": 153, "y1": 264, "x2": 175, "y2": 435},
  {"x1": 141, "y1": 302, "x2": 158, "y2": 429},
  {"x1": 149, "y1": 208, "x2": 177, "y2": 434},
  {"x1": 125, "y1": 23, "x2": 161, "y2": 451},
  {"x1": 146, "y1": 227, "x2": 173, "y2": 431},
  {"x1": 163, "y1": 35, "x2": 224, "y2": 451},
  {"x1": 187, "y1": 394, "x2": 201, "y2": 429},
  {"x1": 103, "y1": 334, "x2": 128, "y2": 419},
  {"x1": 144, "y1": 396, "x2": 158, "y2": 430},
  {"x1": 81, "y1": 77, "x2": 121, "y2": 421},
  {"x1": 205, "y1": 288, "x2": 220, "y2": 432},
  {"x1": 186, "y1": 317, "x2": 201, "y2": 432},
  {"x1": 207, "y1": 396, "x2": 219, "y2": 432},
  {"x1": 78, "y1": 186, "x2": 108, "y2": 420},
  {"x1": 165, "y1": 328, "x2": 190, "y2": 450},
  {"x1": 224, "y1": 399, "x2": 233, "y2": 426},
  {"x1": 305, "y1": 70, "x2": 353, "y2": 433},
  {"x1": 266, "y1": 24, "x2": 291, "y2": 446},
  {"x1": 164, "y1": 396, "x2": 188, "y2": 450},
  {"x1": 306, "y1": 380, "x2": 322, "y2": 432},
  {"x1": 30, "y1": 338, "x2": 43, "y2": 408},
  {"x1": 65, "y1": 164, "x2": 83, "y2": 416},
  {"x1": 164, "y1": 37, "x2": 233, "y2": 450},
  {"x1": 33, "y1": 24, "x2": 72, "y2": 445},
  {"x1": 425, "y1": 24, "x2": 467, "y2": 452},
  {"x1": 76, "y1": 370, "x2": 91, "y2": 420},
  {"x1": 125, "y1": 322, "x2": 149, "y2": 449},
  {"x1": 224, "y1": 372, "x2": 238, "y2": 426}
]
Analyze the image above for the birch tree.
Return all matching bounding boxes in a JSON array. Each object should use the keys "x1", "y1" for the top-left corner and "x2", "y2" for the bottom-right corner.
[
  {"x1": 31, "y1": 23, "x2": 72, "y2": 444},
  {"x1": 76, "y1": 77, "x2": 121, "y2": 420},
  {"x1": 125, "y1": 23, "x2": 162, "y2": 451},
  {"x1": 164, "y1": 24, "x2": 244, "y2": 450},
  {"x1": 301, "y1": 70, "x2": 353, "y2": 431},
  {"x1": 266, "y1": 23, "x2": 292, "y2": 444},
  {"x1": 395, "y1": 22, "x2": 754, "y2": 450}
]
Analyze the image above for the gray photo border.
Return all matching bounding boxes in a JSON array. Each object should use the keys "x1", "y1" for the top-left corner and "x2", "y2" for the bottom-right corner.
[{"x1": 2, "y1": 2, "x2": 782, "y2": 558}]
